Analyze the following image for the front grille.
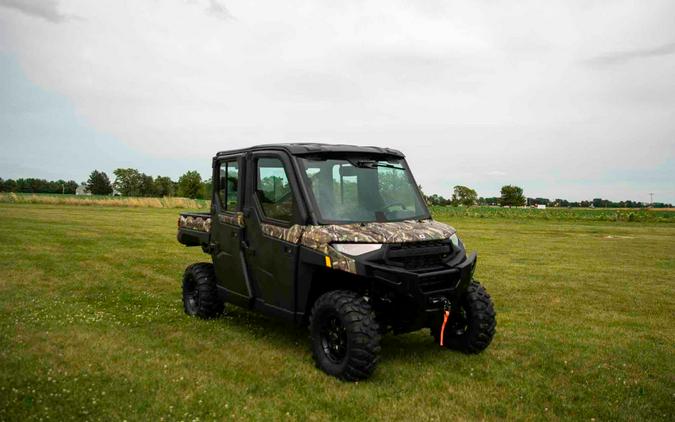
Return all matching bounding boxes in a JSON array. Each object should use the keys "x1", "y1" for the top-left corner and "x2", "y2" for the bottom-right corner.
[
  {"x1": 384, "y1": 240, "x2": 454, "y2": 271},
  {"x1": 418, "y1": 272, "x2": 461, "y2": 294}
]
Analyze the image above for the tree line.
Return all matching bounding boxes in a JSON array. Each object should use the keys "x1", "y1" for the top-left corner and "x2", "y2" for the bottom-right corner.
[
  {"x1": 0, "y1": 178, "x2": 79, "y2": 194},
  {"x1": 0, "y1": 169, "x2": 211, "y2": 200},
  {"x1": 423, "y1": 185, "x2": 672, "y2": 208},
  {"x1": 424, "y1": 185, "x2": 528, "y2": 207},
  {"x1": 1, "y1": 174, "x2": 671, "y2": 208}
]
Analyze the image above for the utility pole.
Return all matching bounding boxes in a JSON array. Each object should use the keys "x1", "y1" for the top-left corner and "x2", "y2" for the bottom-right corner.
[{"x1": 649, "y1": 193, "x2": 654, "y2": 207}]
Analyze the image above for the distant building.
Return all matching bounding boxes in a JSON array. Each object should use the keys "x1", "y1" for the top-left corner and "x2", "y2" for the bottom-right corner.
[
  {"x1": 537, "y1": 204, "x2": 546, "y2": 209},
  {"x1": 75, "y1": 183, "x2": 91, "y2": 196}
]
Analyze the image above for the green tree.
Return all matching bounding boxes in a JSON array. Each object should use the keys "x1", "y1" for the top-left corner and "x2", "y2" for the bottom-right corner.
[
  {"x1": 3, "y1": 179, "x2": 17, "y2": 192},
  {"x1": 154, "y1": 176, "x2": 175, "y2": 197},
  {"x1": 201, "y1": 178, "x2": 212, "y2": 200},
  {"x1": 426, "y1": 194, "x2": 450, "y2": 206},
  {"x1": 500, "y1": 185, "x2": 526, "y2": 207},
  {"x1": 451, "y1": 185, "x2": 478, "y2": 207},
  {"x1": 177, "y1": 171, "x2": 203, "y2": 199},
  {"x1": 64, "y1": 180, "x2": 78, "y2": 194},
  {"x1": 113, "y1": 168, "x2": 143, "y2": 196},
  {"x1": 86, "y1": 170, "x2": 113, "y2": 195},
  {"x1": 592, "y1": 198, "x2": 605, "y2": 208},
  {"x1": 139, "y1": 174, "x2": 156, "y2": 197}
]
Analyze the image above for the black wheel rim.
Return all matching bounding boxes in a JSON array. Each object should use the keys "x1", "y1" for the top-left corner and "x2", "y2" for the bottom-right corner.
[
  {"x1": 319, "y1": 313, "x2": 348, "y2": 364},
  {"x1": 184, "y1": 278, "x2": 199, "y2": 314},
  {"x1": 448, "y1": 307, "x2": 469, "y2": 337}
]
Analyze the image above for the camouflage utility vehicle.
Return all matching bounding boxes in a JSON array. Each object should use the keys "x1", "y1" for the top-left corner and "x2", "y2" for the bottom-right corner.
[{"x1": 177, "y1": 143, "x2": 495, "y2": 380}]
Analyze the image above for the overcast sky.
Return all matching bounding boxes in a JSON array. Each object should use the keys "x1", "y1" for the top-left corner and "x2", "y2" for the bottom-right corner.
[{"x1": 1, "y1": 0, "x2": 674, "y2": 202}]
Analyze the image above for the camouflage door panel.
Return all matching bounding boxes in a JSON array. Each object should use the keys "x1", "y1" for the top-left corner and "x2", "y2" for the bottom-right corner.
[
  {"x1": 260, "y1": 222, "x2": 357, "y2": 273},
  {"x1": 219, "y1": 212, "x2": 245, "y2": 228},
  {"x1": 260, "y1": 224, "x2": 304, "y2": 243}
]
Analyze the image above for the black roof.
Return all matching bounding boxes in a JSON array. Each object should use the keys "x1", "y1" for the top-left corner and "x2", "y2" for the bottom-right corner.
[{"x1": 216, "y1": 143, "x2": 404, "y2": 158}]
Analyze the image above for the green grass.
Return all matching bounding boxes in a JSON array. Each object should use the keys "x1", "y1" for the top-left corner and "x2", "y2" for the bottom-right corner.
[
  {"x1": 429, "y1": 205, "x2": 675, "y2": 223},
  {"x1": 0, "y1": 203, "x2": 673, "y2": 420},
  {"x1": 0, "y1": 192, "x2": 210, "y2": 209}
]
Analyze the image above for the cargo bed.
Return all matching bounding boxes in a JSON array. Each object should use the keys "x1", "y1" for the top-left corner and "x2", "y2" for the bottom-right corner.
[{"x1": 177, "y1": 212, "x2": 211, "y2": 247}]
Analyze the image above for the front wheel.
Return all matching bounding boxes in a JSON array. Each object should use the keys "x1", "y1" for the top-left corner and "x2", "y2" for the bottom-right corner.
[
  {"x1": 182, "y1": 263, "x2": 223, "y2": 319},
  {"x1": 432, "y1": 280, "x2": 496, "y2": 353},
  {"x1": 309, "y1": 290, "x2": 381, "y2": 381}
]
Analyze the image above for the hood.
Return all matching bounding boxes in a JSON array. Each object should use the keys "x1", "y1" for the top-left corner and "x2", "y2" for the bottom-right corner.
[
  {"x1": 301, "y1": 219, "x2": 456, "y2": 247},
  {"x1": 259, "y1": 219, "x2": 457, "y2": 274}
]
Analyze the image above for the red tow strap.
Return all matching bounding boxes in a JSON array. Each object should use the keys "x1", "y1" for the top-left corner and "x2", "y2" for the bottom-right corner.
[{"x1": 440, "y1": 309, "x2": 450, "y2": 347}]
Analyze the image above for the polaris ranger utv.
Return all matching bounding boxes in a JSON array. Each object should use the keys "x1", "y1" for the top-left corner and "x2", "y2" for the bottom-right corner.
[{"x1": 177, "y1": 143, "x2": 495, "y2": 381}]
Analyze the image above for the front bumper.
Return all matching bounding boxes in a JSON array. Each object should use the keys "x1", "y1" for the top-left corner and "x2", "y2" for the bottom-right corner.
[{"x1": 356, "y1": 249, "x2": 477, "y2": 310}]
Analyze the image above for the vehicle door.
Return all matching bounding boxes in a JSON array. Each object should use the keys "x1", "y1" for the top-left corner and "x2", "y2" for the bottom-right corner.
[
  {"x1": 243, "y1": 152, "x2": 303, "y2": 317},
  {"x1": 211, "y1": 155, "x2": 250, "y2": 305}
]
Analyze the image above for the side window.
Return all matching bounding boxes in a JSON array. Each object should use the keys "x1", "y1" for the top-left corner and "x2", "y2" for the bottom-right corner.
[
  {"x1": 217, "y1": 160, "x2": 239, "y2": 211},
  {"x1": 256, "y1": 157, "x2": 295, "y2": 222}
]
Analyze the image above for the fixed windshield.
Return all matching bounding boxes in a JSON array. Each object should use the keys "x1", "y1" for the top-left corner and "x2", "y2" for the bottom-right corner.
[{"x1": 297, "y1": 156, "x2": 430, "y2": 223}]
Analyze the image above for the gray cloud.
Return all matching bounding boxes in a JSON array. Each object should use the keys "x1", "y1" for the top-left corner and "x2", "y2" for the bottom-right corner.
[
  {"x1": 207, "y1": 0, "x2": 234, "y2": 20},
  {"x1": 266, "y1": 69, "x2": 362, "y2": 102},
  {"x1": 586, "y1": 41, "x2": 675, "y2": 66},
  {"x1": 0, "y1": 0, "x2": 66, "y2": 23},
  {"x1": 0, "y1": 0, "x2": 674, "y2": 202}
]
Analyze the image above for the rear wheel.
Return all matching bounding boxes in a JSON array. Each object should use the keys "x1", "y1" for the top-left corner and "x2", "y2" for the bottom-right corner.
[
  {"x1": 309, "y1": 290, "x2": 381, "y2": 381},
  {"x1": 432, "y1": 280, "x2": 496, "y2": 353},
  {"x1": 182, "y1": 263, "x2": 223, "y2": 319}
]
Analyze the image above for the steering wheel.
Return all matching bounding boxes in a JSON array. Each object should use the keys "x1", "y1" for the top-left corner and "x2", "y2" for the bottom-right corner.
[{"x1": 384, "y1": 202, "x2": 407, "y2": 212}]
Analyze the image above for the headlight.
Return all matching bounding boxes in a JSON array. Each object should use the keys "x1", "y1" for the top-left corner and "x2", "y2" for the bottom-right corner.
[
  {"x1": 449, "y1": 233, "x2": 460, "y2": 247},
  {"x1": 332, "y1": 243, "x2": 383, "y2": 256}
]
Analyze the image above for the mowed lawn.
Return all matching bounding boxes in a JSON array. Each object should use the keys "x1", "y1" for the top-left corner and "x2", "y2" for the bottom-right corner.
[{"x1": 0, "y1": 204, "x2": 673, "y2": 421}]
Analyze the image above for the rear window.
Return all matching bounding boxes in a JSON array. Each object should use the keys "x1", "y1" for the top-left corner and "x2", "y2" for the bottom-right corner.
[{"x1": 217, "y1": 159, "x2": 239, "y2": 211}]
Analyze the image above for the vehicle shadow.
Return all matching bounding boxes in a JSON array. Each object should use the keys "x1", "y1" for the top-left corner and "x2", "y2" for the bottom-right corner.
[
  {"x1": 379, "y1": 332, "x2": 448, "y2": 362},
  {"x1": 217, "y1": 306, "x2": 447, "y2": 363},
  {"x1": 218, "y1": 306, "x2": 308, "y2": 350}
]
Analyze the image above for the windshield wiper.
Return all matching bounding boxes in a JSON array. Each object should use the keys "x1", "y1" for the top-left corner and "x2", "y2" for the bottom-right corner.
[
  {"x1": 374, "y1": 163, "x2": 404, "y2": 170},
  {"x1": 350, "y1": 160, "x2": 404, "y2": 170}
]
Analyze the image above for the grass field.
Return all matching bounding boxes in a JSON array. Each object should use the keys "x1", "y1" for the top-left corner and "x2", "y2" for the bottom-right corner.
[
  {"x1": 429, "y1": 205, "x2": 675, "y2": 223},
  {"x1": 0, "y1": 193, "x2": 210, "y2": 209},
  {"x1": 0, "y1": 203, "x2": 673, "y2": 420}
]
